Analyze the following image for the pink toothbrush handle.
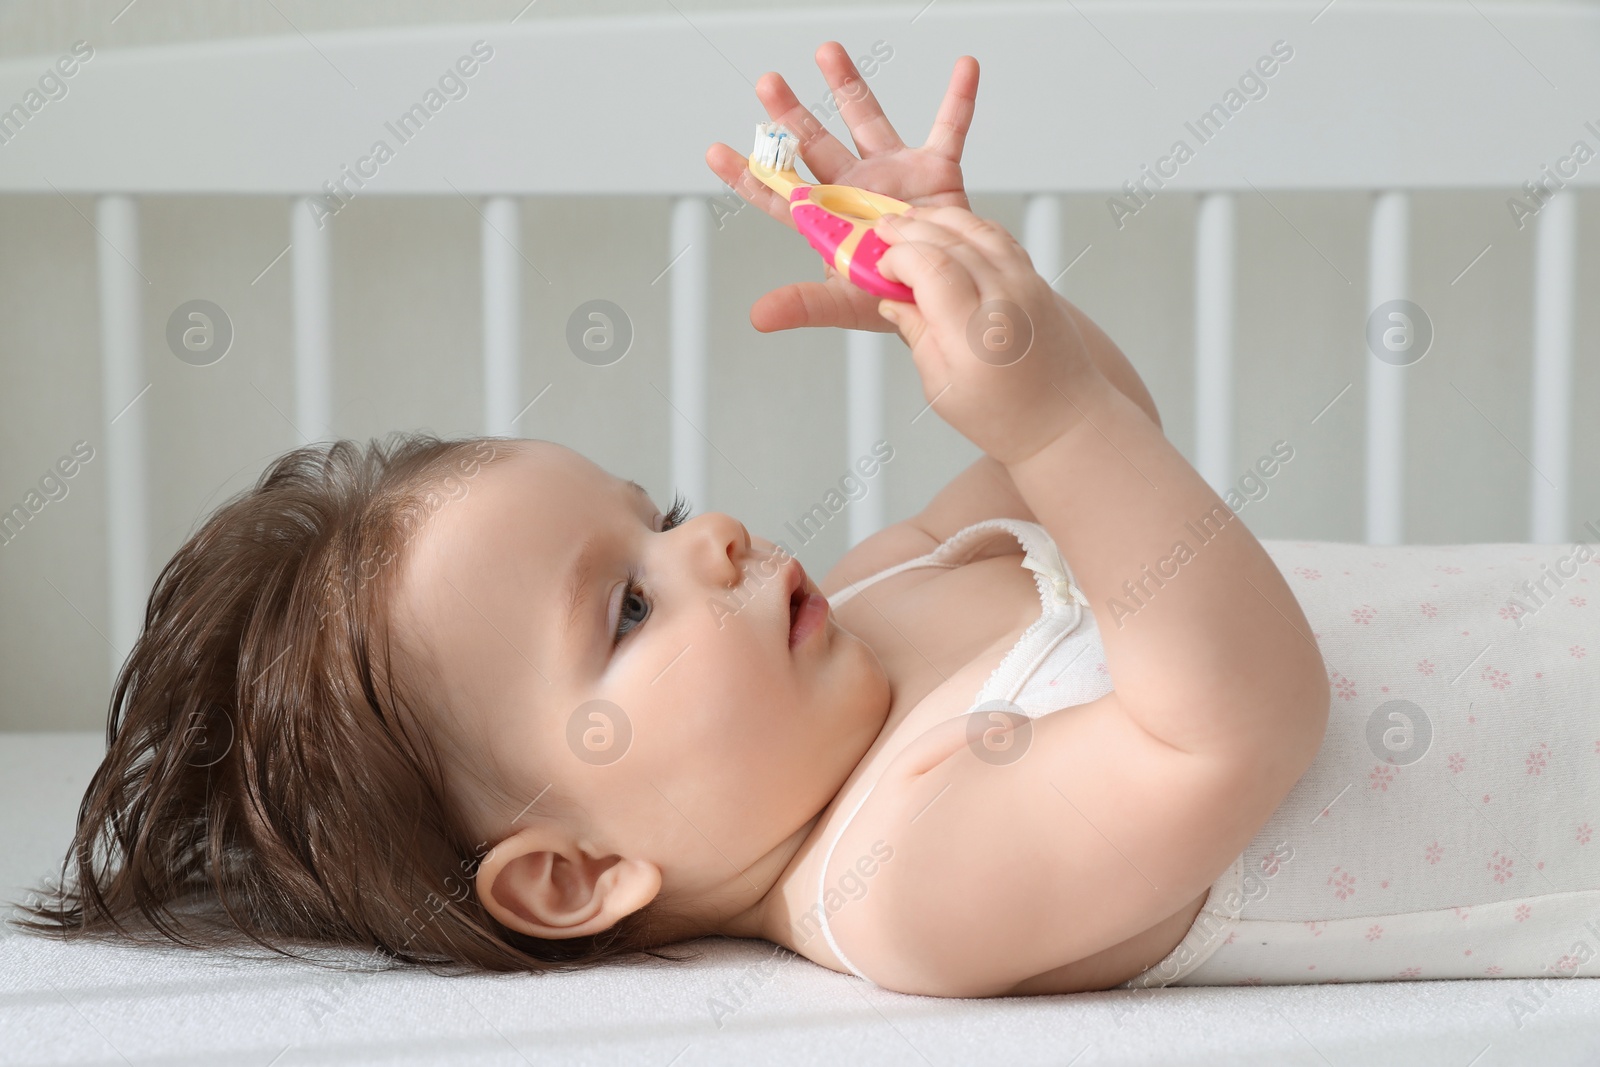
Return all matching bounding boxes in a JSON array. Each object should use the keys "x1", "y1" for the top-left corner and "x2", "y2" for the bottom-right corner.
[{"x1": 789, "y1": 187, "x2": 916, "y2": 304}]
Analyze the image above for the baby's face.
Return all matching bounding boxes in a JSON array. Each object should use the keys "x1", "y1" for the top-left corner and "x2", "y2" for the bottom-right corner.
[{"x1": 396, "y1": 441, "x2": 890, "y2": 905}]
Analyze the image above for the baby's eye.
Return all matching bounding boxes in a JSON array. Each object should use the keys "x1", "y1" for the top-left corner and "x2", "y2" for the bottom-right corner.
[
  {"x1": 614, "y1": 495, "x2": 693, "y2": 645},
  {"x1": 614, "y1": 579, "x2": 649, "y2": 644}
]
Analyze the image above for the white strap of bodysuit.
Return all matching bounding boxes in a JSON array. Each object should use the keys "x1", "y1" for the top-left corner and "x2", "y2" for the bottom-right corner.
[
  {"x1": 828, "y1": 557, "x2": 955, "y2": 609},
  {"x1": 815, "y1": 518, "x2": 1080, "y2": 981},
  {"x1": 830, "y1": 519, "x2": 1029, "y2": 610},
  {"x1": 814, "y1": 784, "x2": 878, "y2": 983}
]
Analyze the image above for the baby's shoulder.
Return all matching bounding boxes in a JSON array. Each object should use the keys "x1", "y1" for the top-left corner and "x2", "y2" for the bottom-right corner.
[{"x1": 789, "y1": 713, "x2": 983, "y2": 973}]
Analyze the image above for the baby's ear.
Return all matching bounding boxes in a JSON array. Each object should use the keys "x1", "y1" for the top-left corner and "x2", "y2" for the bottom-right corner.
[{"x1": 473, "y1": 826, "x2": 661, "y2": 940}]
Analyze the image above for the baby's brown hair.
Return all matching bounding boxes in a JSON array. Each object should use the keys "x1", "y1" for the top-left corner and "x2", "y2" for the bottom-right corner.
[{"x1": 16, "y1": 433, "x2": 686, "y2": 972}]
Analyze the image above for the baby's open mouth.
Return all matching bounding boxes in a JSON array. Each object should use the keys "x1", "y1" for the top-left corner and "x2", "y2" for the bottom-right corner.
[{"x1": 787, "y1": 577, "x2": 828, "y2": 649}]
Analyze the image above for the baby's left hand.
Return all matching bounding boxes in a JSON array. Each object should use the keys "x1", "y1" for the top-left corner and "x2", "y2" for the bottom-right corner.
[{"x1": 704, "y1": 42, "x2": 978, "y2": 334}]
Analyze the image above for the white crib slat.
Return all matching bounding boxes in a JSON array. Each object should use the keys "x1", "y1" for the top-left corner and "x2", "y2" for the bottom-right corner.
[
  {"x1": 1193, "y1": 193, "x2": 1236, "y2": 493},
  {"x1": 1023, "y1": 194, "x2": 1062, "y2": 284},
  {"x1": 97, "y1": 194, "x2": 147, "y2": 683},
  {"x1": 481, "y1": 196, "x2": 522, "y2": 437},
  {"x1": 1365, "y1": 191, "x2": 1409, "y2": 545},
  {"x1": 845, "y1": 330, "x2": 886, "y2": 547},
  {"x1": 669, "y1": 198, "x2": 708, "y2": 510},
  {"x1": 1530, "y1": 191, "x2": 1576, "y2": 544},
  {"x1": 291, "y1": 198, "x2": 332, "y2": 443}
]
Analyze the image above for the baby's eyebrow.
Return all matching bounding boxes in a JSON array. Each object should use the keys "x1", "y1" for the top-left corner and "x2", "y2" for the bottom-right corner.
[{"x1": 561, "y1": 535, "x2": 598, "y2": 654}]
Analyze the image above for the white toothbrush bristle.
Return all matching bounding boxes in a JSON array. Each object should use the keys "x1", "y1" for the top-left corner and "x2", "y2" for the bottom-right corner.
[{"x1": 752, "y1": 121, "x2": 799, "y2": 171}]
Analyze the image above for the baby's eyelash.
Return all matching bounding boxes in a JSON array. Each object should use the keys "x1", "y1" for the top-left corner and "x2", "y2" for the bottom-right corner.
[
  {"x1": 613, "y1": 494, "x2": 695, "y2": 645},
  {"x1": 661, "y1": 492, "x2": 692, "y2": 531}
]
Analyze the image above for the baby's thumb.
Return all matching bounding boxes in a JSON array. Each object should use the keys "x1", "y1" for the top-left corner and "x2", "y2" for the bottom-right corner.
[{"x1": 878, "y1": 300, "x2": 925, "y2": 346}]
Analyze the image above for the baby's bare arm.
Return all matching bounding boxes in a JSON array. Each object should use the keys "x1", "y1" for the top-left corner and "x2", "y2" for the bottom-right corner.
[
  {"x1": 1006, "y1": 375, "x2": 1327, "y2": 758},
  {"x1": 840, "y1": 205, "x2": 1329, "y2": 996},
  {"x1": 1056, "y1": 291, "x2": 1161, "y2": 431},
  {"x1": 875, "y1": 203, "x2": 1326, "y2": 761},
  {"x1": 910, "y1": 292, "x2": 1159, "y2": 544},
  {"x1": 831, "y1": 375, "x2": 1329, "y2": 997}
]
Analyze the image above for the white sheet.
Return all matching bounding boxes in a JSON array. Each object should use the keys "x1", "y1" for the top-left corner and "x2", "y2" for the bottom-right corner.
[{"x1": 4, "y1": 733, "x2": 1598, "y2": 1066}]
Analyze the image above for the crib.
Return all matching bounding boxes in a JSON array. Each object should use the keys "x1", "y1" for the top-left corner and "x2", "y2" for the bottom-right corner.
[{"x1": 3, "y1": 2, "x2": 1599, "y2": 1064}]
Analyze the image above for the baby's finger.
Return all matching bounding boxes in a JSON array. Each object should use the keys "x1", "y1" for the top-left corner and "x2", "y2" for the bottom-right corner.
[
  {"x1": 874, "y1": 238, "x2": 983, "y2": 315},
  {"x1": 877, "y1": 298, "x2": 927, "y2": 349},
  {"x1": 751, "y1": 280, "x2": 887, "y2": 333},
  {"x1": 815, "y1": 41, "x2": 905, "y2": 158},
  {"x1": 755, "y1": 71, "x2": 856, "y2": 184},
  {"x1": 705, "y1": 141, "x2": 794, "y2": 229},
  {"x1": 889, "y1": 205, "x2": 1032, "y2": 273},
  {"x1": 874, "y1": 214, "x2": 1006, "y2": 293},
  {"x1": 923, "y1": 55, "x2": 979, "y2": 164}
]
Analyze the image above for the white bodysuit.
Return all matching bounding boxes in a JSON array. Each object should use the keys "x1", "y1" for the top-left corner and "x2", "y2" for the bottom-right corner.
[{"x1": 816, "y1": 518, "x2": 1600, "y2": 987}]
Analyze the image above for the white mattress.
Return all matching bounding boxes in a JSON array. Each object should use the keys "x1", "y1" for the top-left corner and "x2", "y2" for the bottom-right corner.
[{"x1": 4, "y1": 733, "x2": 1598, "y2": 1066}]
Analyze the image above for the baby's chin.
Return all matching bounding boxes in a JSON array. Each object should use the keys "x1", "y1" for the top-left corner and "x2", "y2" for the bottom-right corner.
[
  {"x1": 834, "y1": 629, "x2": 894, "y2": 730},
  {"x1": 825, "y1": 617, "x2": 886, "y2": 676}
]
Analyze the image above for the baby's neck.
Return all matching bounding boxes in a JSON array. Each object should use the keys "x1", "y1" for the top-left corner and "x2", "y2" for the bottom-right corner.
[{"x1": 689, "y1": 807, "x2": 831, "y2": 943}]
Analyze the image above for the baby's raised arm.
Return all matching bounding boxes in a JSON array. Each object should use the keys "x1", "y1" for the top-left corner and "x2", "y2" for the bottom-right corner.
[
  {"x1": 902, "y1": 291, "x2": 1160, "y2": 549},
  {"x1": 822, "y1": 207, "x2": 1331, "y2": 996}
]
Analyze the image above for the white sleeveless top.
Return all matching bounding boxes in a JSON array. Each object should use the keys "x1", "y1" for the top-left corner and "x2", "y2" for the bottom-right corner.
[{"x1": 815, "y1": 518, "x2": 1600, "y2": 989}]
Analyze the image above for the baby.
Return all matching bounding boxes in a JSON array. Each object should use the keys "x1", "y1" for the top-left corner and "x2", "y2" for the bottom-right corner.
[{"x1": 23, "y1": 45, "x2": 1600, "y2": 997}]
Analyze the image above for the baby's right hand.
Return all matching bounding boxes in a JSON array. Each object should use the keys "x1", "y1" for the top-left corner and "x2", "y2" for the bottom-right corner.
[{"x1": 873, "y1": 206, "x2": 1104, "y2": 467}]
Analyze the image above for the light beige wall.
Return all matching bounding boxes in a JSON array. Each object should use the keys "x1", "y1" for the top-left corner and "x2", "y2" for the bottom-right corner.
[
  {"x1": 2, "y1": 2, "x2": 1597, "y2": 730},
  {"x1": 2, "y1": 0, "x2": 1589, "y2": 57},
  {"x1": 0, "y1": 0, "x2": 793, "y2": 58}
]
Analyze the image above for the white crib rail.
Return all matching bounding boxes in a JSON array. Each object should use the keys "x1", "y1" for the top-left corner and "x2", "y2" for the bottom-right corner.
[
  {"x1": 669, "y1": 197, "x2": 710, "y2": 514},
  {"x1": 95, "y1": 195, "x2": 147, "y2": 668},
  {"x1": 1192, "y1": 192, "x2": 1238, "y2": 496},
  {"x1": 1531, "y1": 191, "x2": 1579, "y2": 545},
  {"x1": 1365, "y1": 191, "x2": 1410, "y2": 547},
  {"x1": 2, "y1": 2, "x2": 1595, "y2": 680},
  {"x1": 481, "y1": 196, "x2": 523, "y2": 438},
  {"x1": 291, "y1": 199, "x2": 333, "y2": 444}
]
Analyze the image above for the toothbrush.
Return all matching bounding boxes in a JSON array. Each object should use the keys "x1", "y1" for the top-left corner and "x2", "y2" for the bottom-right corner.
[{"x1": 746, "y1": 122, "x2": 916, "y2": 304}]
